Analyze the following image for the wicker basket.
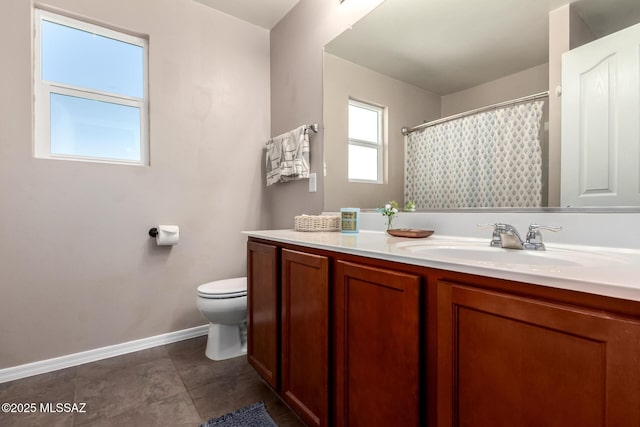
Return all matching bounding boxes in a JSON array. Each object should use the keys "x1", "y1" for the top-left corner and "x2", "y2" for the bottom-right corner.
[{"x1": 294, "y1": 215, "x2": 341, "y2": 232}]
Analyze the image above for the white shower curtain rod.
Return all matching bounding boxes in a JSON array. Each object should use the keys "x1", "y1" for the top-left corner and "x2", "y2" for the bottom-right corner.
[{"x1": 401, "y1": 90, "x2": 549, "y2": 136}]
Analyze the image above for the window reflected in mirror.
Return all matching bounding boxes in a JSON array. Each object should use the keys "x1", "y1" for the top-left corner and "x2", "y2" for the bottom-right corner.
[{"x1": 348, "y1": 99, "x2": 384, "y2": 183}]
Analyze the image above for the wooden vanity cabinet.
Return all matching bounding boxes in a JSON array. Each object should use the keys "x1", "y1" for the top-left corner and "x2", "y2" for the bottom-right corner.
[
  {"x1": 248, "y1": 237, "x2": 640, "y2": 427},
  {"x1": 434, "y1": 279, "x2": 640, "y2": 427}
]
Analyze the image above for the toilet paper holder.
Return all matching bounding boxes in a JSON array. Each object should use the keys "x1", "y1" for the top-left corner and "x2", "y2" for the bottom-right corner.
[{"x1": 149, "y1": 225, "x2": 180, "y2": 246}]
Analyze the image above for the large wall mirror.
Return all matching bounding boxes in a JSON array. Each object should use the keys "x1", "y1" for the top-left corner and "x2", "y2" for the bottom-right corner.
[{"x1": 323, "y1": 0, "x2": 640, "y2": 211}]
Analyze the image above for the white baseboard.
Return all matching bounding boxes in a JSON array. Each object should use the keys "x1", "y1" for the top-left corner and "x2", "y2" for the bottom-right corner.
[{"x1": 0, "y1": 324, "x2": 209, "y2": 384}]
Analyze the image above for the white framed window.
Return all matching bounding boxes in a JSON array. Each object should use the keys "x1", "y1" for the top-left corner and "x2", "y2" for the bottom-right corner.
[
  {"x1": 34, "y1": 9, "x2": 149, "y2": 165},
  {"x1": 348, "y1": 99, "x2": 384, "y2": 183}
]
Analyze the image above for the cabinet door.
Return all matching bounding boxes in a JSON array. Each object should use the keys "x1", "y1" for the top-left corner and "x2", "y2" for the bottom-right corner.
[
  {"x1": 436, "y1": 281, "x2": 640, "y2": 427},
  {"x1": 334, "y1": 261, "x2": 422, "y2": 427},
  {"x1": 281, "y1": 249, "x2": 329, "y2": 427},
  {"x1": 247, "y1": 241, "x2": 279, "y2": 389}
]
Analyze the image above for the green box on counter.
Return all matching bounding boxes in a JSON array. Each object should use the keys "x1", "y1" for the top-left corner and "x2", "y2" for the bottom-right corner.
[{"x1": 340, "y1": 208, "x2": 360, "y2": 233}]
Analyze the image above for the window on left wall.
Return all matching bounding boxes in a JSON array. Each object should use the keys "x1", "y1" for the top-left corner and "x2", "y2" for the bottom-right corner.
[{"x1": 34, "y1": 9, "x2": 149, "y2": 165}]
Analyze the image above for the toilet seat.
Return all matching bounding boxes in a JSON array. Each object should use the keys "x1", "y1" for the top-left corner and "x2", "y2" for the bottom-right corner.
[{"x1": 198, "y1": 277, "x2": 247, "y2": 299}]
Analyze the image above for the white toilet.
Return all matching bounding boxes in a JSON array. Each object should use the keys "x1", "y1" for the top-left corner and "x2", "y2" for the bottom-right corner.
[{"x1": 196, "y1": 277, "x2": 247, "y2": 361}]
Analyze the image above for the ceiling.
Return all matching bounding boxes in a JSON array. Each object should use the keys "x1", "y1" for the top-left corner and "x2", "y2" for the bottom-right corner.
[
  {"x1": 325, "y1": 0, "x2": 640, "y2": 95},
  {"x1": 193, "y1": 0, "x2": 300, "y2": 29}
]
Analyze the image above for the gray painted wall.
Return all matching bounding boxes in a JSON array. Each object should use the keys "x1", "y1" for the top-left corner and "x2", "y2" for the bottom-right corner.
[
  {"x1": 0, "y1": 0, "x2": 270, "y2": 368},
  {"x1": 268, "y1": 0, "x2": 383, "y2": 228},
  {"x1": 441, "y1": 63, "x2": 549, "y2": 117}
]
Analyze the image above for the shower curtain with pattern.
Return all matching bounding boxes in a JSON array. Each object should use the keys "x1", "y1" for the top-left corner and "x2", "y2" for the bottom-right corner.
[{"x1": 405, "y1": 100, "x2": 545, "y2": 208}]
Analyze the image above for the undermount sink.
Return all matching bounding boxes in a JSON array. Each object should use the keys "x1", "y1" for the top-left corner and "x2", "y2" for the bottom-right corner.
[{"x1": 392, "y1": 239, "x2": 624, "y2": 268}]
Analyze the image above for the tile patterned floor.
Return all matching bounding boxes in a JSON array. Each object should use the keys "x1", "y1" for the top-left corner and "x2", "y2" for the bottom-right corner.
[{"x1": 0, "y1": 336, "x2": 305, "y2": 426}]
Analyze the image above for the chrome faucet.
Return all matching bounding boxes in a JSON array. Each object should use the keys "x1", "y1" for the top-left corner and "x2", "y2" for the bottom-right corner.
[
  {"x1": 523, "y1": 224, "x2": 562, "y2": 251},
  {"x1": 478, "y1": 223, "x2": 562, "y2": 251}
]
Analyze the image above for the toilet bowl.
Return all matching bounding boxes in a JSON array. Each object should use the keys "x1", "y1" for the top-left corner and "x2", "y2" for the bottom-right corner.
[{"x1": 196, "y1": 277, "x2": 247, "y2": 361}]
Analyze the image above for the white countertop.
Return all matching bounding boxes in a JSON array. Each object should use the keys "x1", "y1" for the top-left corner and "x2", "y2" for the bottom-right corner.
[{"x1": 244, "y1": 229, "x2": 640, "y2": 302}]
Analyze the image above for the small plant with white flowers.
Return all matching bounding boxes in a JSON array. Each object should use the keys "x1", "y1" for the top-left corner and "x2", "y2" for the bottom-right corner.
[{"x1": 377, "y1": 200, "x2": 399, "y2": 230}]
